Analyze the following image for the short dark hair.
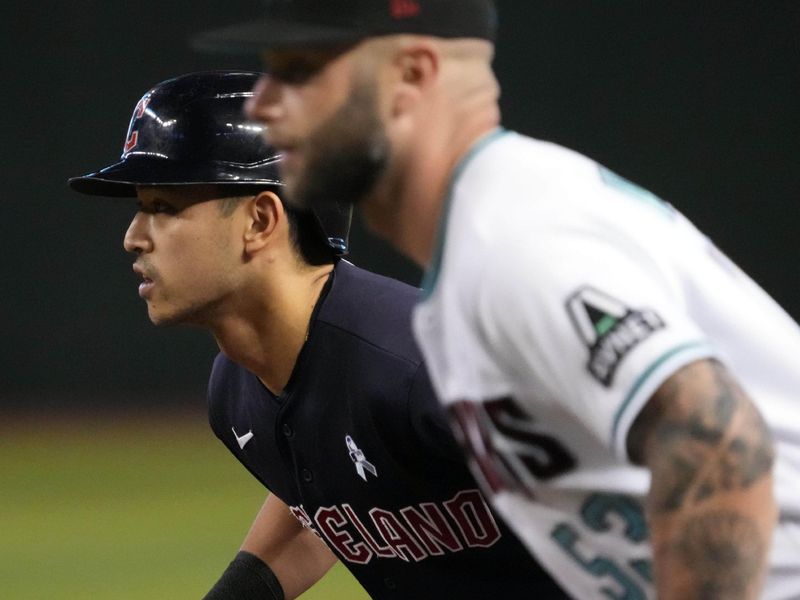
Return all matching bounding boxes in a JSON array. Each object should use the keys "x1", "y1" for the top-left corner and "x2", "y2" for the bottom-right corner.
[
  {"x1": 217, "y1": 185, "x2": 335, "y2": 266},
  {"x1": 285, "y1": 207, "x2": 337, "y2": 266}
]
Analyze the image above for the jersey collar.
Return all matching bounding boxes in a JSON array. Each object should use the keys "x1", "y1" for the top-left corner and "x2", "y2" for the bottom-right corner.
[{"x1": 420, "y1": 127, "x2": 510, "y2": 299}]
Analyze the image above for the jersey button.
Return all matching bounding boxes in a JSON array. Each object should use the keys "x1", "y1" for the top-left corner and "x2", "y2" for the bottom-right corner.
[
  {"x1": 282, "y1": 423, "x2": 293, "y2": 438},
  {"x1": 301, "y1": 468, "x2": 313, "y2": 482},
  {"x1": 383, "y1": 577, "x2": 396, "y2": 590}
]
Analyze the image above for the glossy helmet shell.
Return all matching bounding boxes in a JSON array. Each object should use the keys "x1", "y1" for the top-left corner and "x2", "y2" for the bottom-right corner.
[{"x1": 69, "y1": 71, "x2": 351, "y2": 254}]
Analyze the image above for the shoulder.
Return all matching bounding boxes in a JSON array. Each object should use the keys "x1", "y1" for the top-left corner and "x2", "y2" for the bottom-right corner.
[
  {"x1": 208, "y1": 352, "x2": 242, "y2": 391},
  {"x1": 327, "y1": 259, "x2": 420, "y2": 307},
  {"x1": 207, "y1": 352, "x2": 253, "y2": 416},
  {"x1": 444, "y1": 132, "x2": 681, "y2": 288},
  {"x1": 316, "y1": 260, "x2": 423, "y2": 363},
  {"x1": 457, "y1": 131, "x2": 600, "y2": 201},
  {"x1": 441, "y1": 133, "x2": 603, "y2": 269}
]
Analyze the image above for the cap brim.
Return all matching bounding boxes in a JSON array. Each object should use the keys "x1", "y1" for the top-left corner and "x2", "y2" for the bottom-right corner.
[
  {"x1": 191, "y1": 18, "x2": 364, "y2": 54},
  {"x1": 69, "y1": 158, "x2": 282, "y2": 198}
]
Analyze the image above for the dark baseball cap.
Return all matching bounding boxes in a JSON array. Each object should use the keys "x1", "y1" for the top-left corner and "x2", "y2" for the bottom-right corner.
[{"x1": 193, "y1": 0, "x2": 497, "y2": 54}]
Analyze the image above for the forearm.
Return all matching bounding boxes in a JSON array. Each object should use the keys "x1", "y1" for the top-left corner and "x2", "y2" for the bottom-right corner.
[
  {"x1": 205, "y1": 494, "x2": 337, "y2": 600},
  {"x1": 648, "y1": 471, "x2": 775, "y2": 599},
  {"x1": 630, "y1": 360, "x2": 777, "y2": 599},
  {"x1": 239, "y1": 494, "x2": 337, "y2": 599}
]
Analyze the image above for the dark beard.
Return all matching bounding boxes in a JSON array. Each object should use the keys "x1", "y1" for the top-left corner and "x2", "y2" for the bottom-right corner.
[{"x1": 290, "y1": 83, "x2": 389, "y2": 211}]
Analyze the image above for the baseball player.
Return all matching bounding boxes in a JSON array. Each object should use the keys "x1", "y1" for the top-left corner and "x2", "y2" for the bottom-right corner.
[
  {"x1": 69, "y1": 71, "x2": 569, "y2": 599},
  {"x1": 194, "y1": 2, "x2": 800, "y2": 599}
]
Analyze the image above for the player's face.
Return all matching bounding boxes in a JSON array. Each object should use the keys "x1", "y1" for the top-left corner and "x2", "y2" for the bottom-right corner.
[
  {"x1": 245, "y1": 46, "x2": 390, "y2": 211},
  {"x1": 123, "y1": 186, "x2": 245, "y2": 326}
]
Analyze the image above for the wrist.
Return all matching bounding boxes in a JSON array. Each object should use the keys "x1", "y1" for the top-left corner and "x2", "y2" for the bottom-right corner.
[{"x1": 203, "y1": 550, "x2": 285, "y2": 600}]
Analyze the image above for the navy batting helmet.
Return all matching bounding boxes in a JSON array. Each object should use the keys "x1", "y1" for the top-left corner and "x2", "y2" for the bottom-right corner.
[{"x1": 69, "y1": 70, "x2": 351, "y2": 254}]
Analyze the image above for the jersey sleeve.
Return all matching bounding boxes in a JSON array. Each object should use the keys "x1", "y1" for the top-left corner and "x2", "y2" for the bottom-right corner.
[
  {"x1": 474, "y1": 219, "x2": 717, "y2": 461},
  {"x1": 373, "y1": 357, "x2": 470, "y2": 479},
  {"x1": 207, "y1": 352, "x2": 233, "y2": 447},
  {"x1": 406, "y1": 361, "x2": 471, "y2": 466}
]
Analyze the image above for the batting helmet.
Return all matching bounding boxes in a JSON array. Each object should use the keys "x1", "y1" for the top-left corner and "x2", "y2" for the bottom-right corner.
[{"x1": 68, "y1": 70, "x2": 351, "y2": 254}]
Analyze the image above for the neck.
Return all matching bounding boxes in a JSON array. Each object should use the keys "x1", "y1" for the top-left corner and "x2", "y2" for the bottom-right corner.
[
  {"x1": 365, "y1": 43, "x2": 501, "y2": 268},
  {"x1": 373, "y1": 110, "x2": 500, "y2": 269},
  {"x1": 209, "y1": 263, "x2": 334, "y2": 395}
]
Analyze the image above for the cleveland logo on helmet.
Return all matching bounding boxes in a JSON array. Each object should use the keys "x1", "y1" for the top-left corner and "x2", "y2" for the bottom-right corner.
[{"x1": 123, "y1": 94, "x2": 152, "y2": 155}]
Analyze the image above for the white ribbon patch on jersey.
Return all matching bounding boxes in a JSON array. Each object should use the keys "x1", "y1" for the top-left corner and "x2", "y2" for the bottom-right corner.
[{"x1": 346, "y1": 435, "x2": 377, "y2": 481}]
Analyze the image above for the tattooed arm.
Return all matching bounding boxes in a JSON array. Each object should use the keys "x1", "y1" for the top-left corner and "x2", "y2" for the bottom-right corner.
[{"x1": 627, "y1": 359, "x2": 777, "y2": 600}]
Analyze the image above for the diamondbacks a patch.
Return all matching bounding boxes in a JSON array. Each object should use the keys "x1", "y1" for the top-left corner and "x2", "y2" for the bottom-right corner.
[{"x1": 566, "y1": 287, "x2": 665, "y2": 386}]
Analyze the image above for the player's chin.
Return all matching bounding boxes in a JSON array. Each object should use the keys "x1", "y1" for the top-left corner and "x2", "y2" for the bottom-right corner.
[
  {"x1": 148, "y1": 300, "x2": 213, "y2": 328},
  {"x1": 145, "y1": 304, "x2": 183, "y2": 327}
]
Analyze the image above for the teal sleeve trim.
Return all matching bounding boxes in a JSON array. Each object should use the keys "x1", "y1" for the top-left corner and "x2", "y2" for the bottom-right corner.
[{"x1": 611, "y1": 340, "x2": 713, "y2": 449}]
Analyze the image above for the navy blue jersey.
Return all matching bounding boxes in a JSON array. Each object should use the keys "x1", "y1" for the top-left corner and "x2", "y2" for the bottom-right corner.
[{"x1": 208, "y1": 260, "x2": 565, "y2": 598}]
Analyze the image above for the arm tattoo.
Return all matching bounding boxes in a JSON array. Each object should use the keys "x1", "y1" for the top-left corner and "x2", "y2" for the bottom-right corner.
[
  {"x1": 669, "y1": 510, "x2": 765, "y2": 599},
  {"x1": 628, "y1": 359, "x2": 776, "y2": 598},
  {"x1": 628, "y1": 359, "x2": 774, "y2": 513}
]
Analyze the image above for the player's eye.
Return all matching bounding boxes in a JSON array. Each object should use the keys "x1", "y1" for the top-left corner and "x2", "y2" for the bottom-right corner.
[
  {"x1": 267, "y1": 57, "x2": 324, "y2": 84},
  {"x1": 263, "y1": 46, "x2": 352, "y2": 85},
  {"x1": 136, "y1": 200, "x2": 178, "y2": 215},
  {"x1": 152, "y1": 201, "x2": 177, "y2": 214}
]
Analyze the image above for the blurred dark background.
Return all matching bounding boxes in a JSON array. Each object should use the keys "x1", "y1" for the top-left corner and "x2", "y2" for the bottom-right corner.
[{"x1": 3, "y1": 1, "x2": 798, "y2": 407}]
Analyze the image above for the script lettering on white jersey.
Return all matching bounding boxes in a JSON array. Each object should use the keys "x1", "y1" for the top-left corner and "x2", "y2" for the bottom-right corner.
[{"x1": 448, "y1": 398, "x2": 576, "y2": 495}]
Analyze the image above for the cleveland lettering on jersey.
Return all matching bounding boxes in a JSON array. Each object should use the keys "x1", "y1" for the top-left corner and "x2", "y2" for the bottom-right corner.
[{"x1": 289, "y1": 489, "x2": 501, "y2": 565}]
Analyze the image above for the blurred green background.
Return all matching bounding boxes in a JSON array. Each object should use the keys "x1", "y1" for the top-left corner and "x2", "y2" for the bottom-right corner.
[
  {"x1": 2, "y1": 1, "x2": 798, "y2": 598},
  {"x1": 0, "y1": 410, "x2": 369, "y2": 599}
]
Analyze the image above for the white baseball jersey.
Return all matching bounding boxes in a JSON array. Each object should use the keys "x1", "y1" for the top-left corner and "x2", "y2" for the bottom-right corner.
[{"x1": 413, "y1": 129, "x2": 800, "y2": 599}]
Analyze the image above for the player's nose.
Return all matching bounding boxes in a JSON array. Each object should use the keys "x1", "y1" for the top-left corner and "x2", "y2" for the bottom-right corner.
[
  {"x1": 245, "y1": 75, "x2": 283, "y2": 124},
  {"x1": 123, "y1": 212, "x2": 153, "y2": 254}
]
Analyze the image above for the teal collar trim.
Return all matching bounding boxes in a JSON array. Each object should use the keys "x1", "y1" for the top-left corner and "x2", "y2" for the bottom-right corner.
[{"x1": 420, "y1": 127, "x2": 510, "y2": 299}]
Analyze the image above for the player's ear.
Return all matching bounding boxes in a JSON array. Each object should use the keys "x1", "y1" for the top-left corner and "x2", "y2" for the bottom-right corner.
[
  {"x1": 390, "y1": 40, "x2": 439, "y2": 117},
  {"x1": 243, "y1": 190, "x2": 284, "y2": 255}
]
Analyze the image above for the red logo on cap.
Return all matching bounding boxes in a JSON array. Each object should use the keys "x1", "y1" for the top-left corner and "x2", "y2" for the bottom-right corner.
[
  {"x1": 390, "y1": 0, "x2": 420, "y2": 19},
  {"x1": 123, "y1": 95, "x2": 151, "y2": 154}
]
